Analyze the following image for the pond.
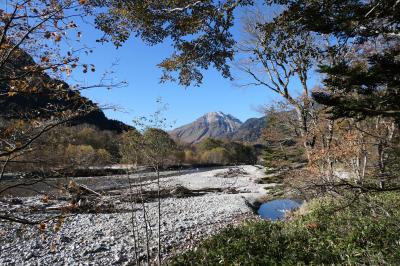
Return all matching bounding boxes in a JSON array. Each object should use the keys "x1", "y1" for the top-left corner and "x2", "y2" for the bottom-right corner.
[{"x1": 258, "y1": 199, "x2": 301, "y2": 221}]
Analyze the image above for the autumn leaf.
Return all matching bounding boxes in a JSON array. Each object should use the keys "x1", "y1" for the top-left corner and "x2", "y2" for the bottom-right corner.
[
  {"x1": 68, "y1": 180, "x2": 77, "y2": 189},
  {"x1": 306, "y1": 223, "x2": 319, "y2": 230},
  {"x1": 54, "y1": 34, "x2": 61, "y2": 42},
  {"x1": 38, "y1": 223, "x2": 47, "y2": 231},
  {"x1": 7, "y1": 91, "x2": 17, "y2": 96},
  {"x1": 53, "y1": 223, "x2": 61, "y2": 232},
  {"x1": 53, "y1": 216, "x2": 64, "y2": 232},
  {"x1": 50, "y1": 242, "x2": 57, "y2": 252},
  {"x1": 41, "y1": 56, "x2": 50, "y2": 63},
  {"x1": 41, "y1": 194, "x2": 49, "y2": 203}
]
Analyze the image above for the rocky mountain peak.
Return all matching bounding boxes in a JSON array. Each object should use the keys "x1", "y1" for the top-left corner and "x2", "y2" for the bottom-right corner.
[
  {"x1": 170, "y1": 112, "x2": 242, "y2": 144},
  {"x1": 170, "y1": 112, "x2": 267, "y2": 144},
  {"x1": 202, "y1": 112, "x2": 242, "y2": 132}
]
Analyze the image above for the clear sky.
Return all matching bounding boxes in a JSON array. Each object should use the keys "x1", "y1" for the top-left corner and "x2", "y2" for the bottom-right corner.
[{"x1": 66, "y1": 9, "x2": 318, "y2": 129}]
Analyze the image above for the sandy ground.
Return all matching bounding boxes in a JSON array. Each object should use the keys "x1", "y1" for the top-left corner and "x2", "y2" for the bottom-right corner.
[{"x1": 0, "y1": 165, "x2": 273, "y2": 265}]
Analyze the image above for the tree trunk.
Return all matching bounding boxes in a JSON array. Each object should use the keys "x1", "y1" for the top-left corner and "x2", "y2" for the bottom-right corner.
[
  {"x1": 157, "y1": 165, "x2": 161, "y2": 265},
  {"x1": 127, "y1": 170, "x2": 139, "y2": 265},
  {"x1": 139, "y1": 181, "x2": 151, "y2": 265},
  {"x1": 294, "y1": 106, "x2": 311, "y2": 162}
]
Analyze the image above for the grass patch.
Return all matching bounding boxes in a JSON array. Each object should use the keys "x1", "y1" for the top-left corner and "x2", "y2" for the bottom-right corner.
[
  {"x1": 170, "y1": 192, "x2": 400, "y2": 265},
  {"x1": 259, "y1": 172, "x2": 285, "y2": 184},
  {"x1": 261, "y1": 185, "x2": 285, "y2": 201}
]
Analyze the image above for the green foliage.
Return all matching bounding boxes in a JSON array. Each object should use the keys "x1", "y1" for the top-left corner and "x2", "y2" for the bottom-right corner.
[
  {"x1": 121, "y1": 128, "x2": 178, "y2": 168},
  {"x1": 263, "y1": 146, "x2": 285, "y2": 170},
  {"x1": 226, "y1": 142, "x2": 256, "y2": 165},
  {"x1": 262, "y1": 106, "x2": 305, "y2": 172},
  {"x1": 142, "y1": 128, "x2": 178, "y2": 167},
  {"x1": 170, "y1": 192, "x2": 400, "y2": 265},
  {"x1": 314, "y1": 49, "x2": 400, "y2": 121},
  {"x1": 200, "y1": 147, "x2": 230, "y2": 165},
  {"x1": 263, "y1": 145, "x2": 304, "y2": 170},
  {"x1": 197, "y1": 138, "x2": 225, "y2": 152},
  {"x1": 195, "y1": 138, "x2": 256, "y2": 165},
  {"x1": 4, "y1": 123, "x2": 120, "y2": 171},
  {"x1": 266, "y1": 0, "x2": 400, "y2": 120},
  {"x1": 93, "y1": 0, "x2": 252, "y2": 86},
  {"x1": 120, "y1": 129, "x2": 143, "y2": 164},
  {"x1": 64, "y1": 144, "x2": 112, "y2": 167}
]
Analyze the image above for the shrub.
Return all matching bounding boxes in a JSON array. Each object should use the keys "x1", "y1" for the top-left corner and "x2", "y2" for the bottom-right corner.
[
  {"x1": 197, "y1": 138, "x2": 225, "y2": 152},
  {"x1": 195, "y1": 138, "x2": 257, "y2": 165},
  {"x1": 65, "y1": 144, "x2": 96, "y2": 167},
  {"x1": 200, "y1": 147, "x2": 230, "y2": 165},
  {"x1": 183, "y1": 150, "x2": 197, "y2": 164},
  {"x1": 170, "y1": 192, "x2": 400, "y2": 265},
  {"x1": 94, "y1": 148, "x2": 113, "y2": 166}
]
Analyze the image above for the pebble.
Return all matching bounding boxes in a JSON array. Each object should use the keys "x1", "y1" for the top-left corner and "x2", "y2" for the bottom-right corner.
[{"x1": 0, "y1": 166, "x2": 269, "y2": 265}]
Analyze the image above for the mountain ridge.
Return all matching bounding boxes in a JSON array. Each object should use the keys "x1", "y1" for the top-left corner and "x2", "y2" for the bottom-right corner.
[
  {"x1": 170, "y1": 112, "x2": 266, "y2": 144},
  {"x1": 0, "y1": 47, "x2": 131, "y2": 133},
  {"x1": 170, "y1": 112, "x2": 242, "y2": 144}
]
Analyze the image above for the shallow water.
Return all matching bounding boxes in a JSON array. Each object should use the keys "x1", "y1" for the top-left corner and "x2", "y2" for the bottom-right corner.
[{"x1": 258, "y1": 199, "x2": 301, "y2": 220}]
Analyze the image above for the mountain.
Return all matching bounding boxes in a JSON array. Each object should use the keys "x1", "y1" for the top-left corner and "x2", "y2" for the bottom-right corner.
[
  {"x1": 230, "y1": 116, "x2": 266, "y2": 143},
  {"x1": 0, "y1": 47, "x2": 131, "y2": 133},
  {"x1": 170, "y1": 112, "x2": 243, "y2": 144},
  {"x1": 1, "y1": 88, "x2": 131, "y2": 133}
]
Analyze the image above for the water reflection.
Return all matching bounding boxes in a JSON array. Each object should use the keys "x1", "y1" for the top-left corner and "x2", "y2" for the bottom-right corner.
[{"x1": 258, "y1": 199, "x2": 301, "y2": 220}]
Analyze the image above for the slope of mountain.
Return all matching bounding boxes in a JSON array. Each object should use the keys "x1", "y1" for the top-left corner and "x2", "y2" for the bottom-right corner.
[
  {"x1": 0, "y1": 47, "x2": 131, "y2": 133},
  {"x1": 170, "y1": 112, "x2": 243, "y2": 144},
  {"x1": 230, "y1": 116, "x2": 266, "y2": 143}
]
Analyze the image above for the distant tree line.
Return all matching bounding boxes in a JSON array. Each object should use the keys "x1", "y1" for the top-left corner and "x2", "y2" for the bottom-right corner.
[{"x1": 2, "y1": 122, "x2": 260, "y2": 174}]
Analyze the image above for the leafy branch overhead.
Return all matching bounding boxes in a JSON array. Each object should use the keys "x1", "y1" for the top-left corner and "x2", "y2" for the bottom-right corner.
[{"x1": 93, "y1": 0, "x2": 253, "y2": 86}]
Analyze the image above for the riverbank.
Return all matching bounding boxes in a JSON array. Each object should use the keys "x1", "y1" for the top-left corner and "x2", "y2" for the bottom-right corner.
[
  {"x1": 170, "y1": 192, "x2": 400, "y2": 265},
  {"x1": 0, "y1": 165, "x2": 272, "y2": 265}
]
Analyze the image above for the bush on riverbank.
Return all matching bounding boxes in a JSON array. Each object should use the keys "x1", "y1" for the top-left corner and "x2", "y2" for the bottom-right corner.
[{"x1": 170, "y1": 192, "x2": 400, "y2": 265}]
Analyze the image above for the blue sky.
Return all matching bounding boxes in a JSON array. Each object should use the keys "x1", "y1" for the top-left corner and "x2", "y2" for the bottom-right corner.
[{"x1": 66, "y1": 8, "x2": 318, "y2": 129}]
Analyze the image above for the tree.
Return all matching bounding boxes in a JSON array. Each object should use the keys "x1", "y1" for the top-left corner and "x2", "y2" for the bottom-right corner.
[
  {"x1": 122, "y1": 99, "x2": 177, "y2": 265},
  {"x1": 200, "y1": 147, "x2": 230, "y2": 165},
  {"x1": 262, "y1": 104, "x2": 303, "y2": 167},
  {"x1": 225, "y1": 142, "x2": 256, "y2": 165},
  {"x1": 120, "y1": 129, "x2": 144, "y2": 165},
  {"x1": 264, "y1": 0, "x2": 400, "y2": 189},
  {"x1": 238, "y1": 11, "x2": 319, "y2": 160},
  {"x1": 141, "y1": 128, "x2": 178, "y2": 170},
  {"x1": 0, "y1": 0, "x2": 122, "y2": 225},
  {"x1": 197, "y1": 138, "x2": 225, "y2": 152},
  {"x1": 1, "y1": 0, "x2": 91, "y2": 179},
  {"x1": 314, "y1": 44, "x2": 400, "y2": 122},
  {"x1": 262, "y1": 0, "x2": 399, "y2": 121},
  {"x1": 140, "y1": 128, "x2": 177, "y2": 265},
  {"x1": 92, "y1": 0, "x2": 253, "y2": 86}
]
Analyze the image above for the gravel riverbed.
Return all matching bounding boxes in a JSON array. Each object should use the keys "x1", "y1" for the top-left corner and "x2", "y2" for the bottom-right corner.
[{"x1": 0, "y1": 165, "x2": 273, "y2": 265}]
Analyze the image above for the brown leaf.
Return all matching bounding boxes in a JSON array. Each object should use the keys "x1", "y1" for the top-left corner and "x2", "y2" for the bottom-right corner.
[
  {"x1": 41, "y1": 56, "x2": 50, "y2": 63},
  {"x1": 306, "y1": 222, "x2": 319, "y2": 229},
  {"x1": 41, "y1": 194, "x2": 49, "y2": 203},
  {"x1": 54, "y1": 34, "x2": 61, "y2": 42},
  {"x1": 38, "y1": 223, "x2": 46, "y2": 231}
]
